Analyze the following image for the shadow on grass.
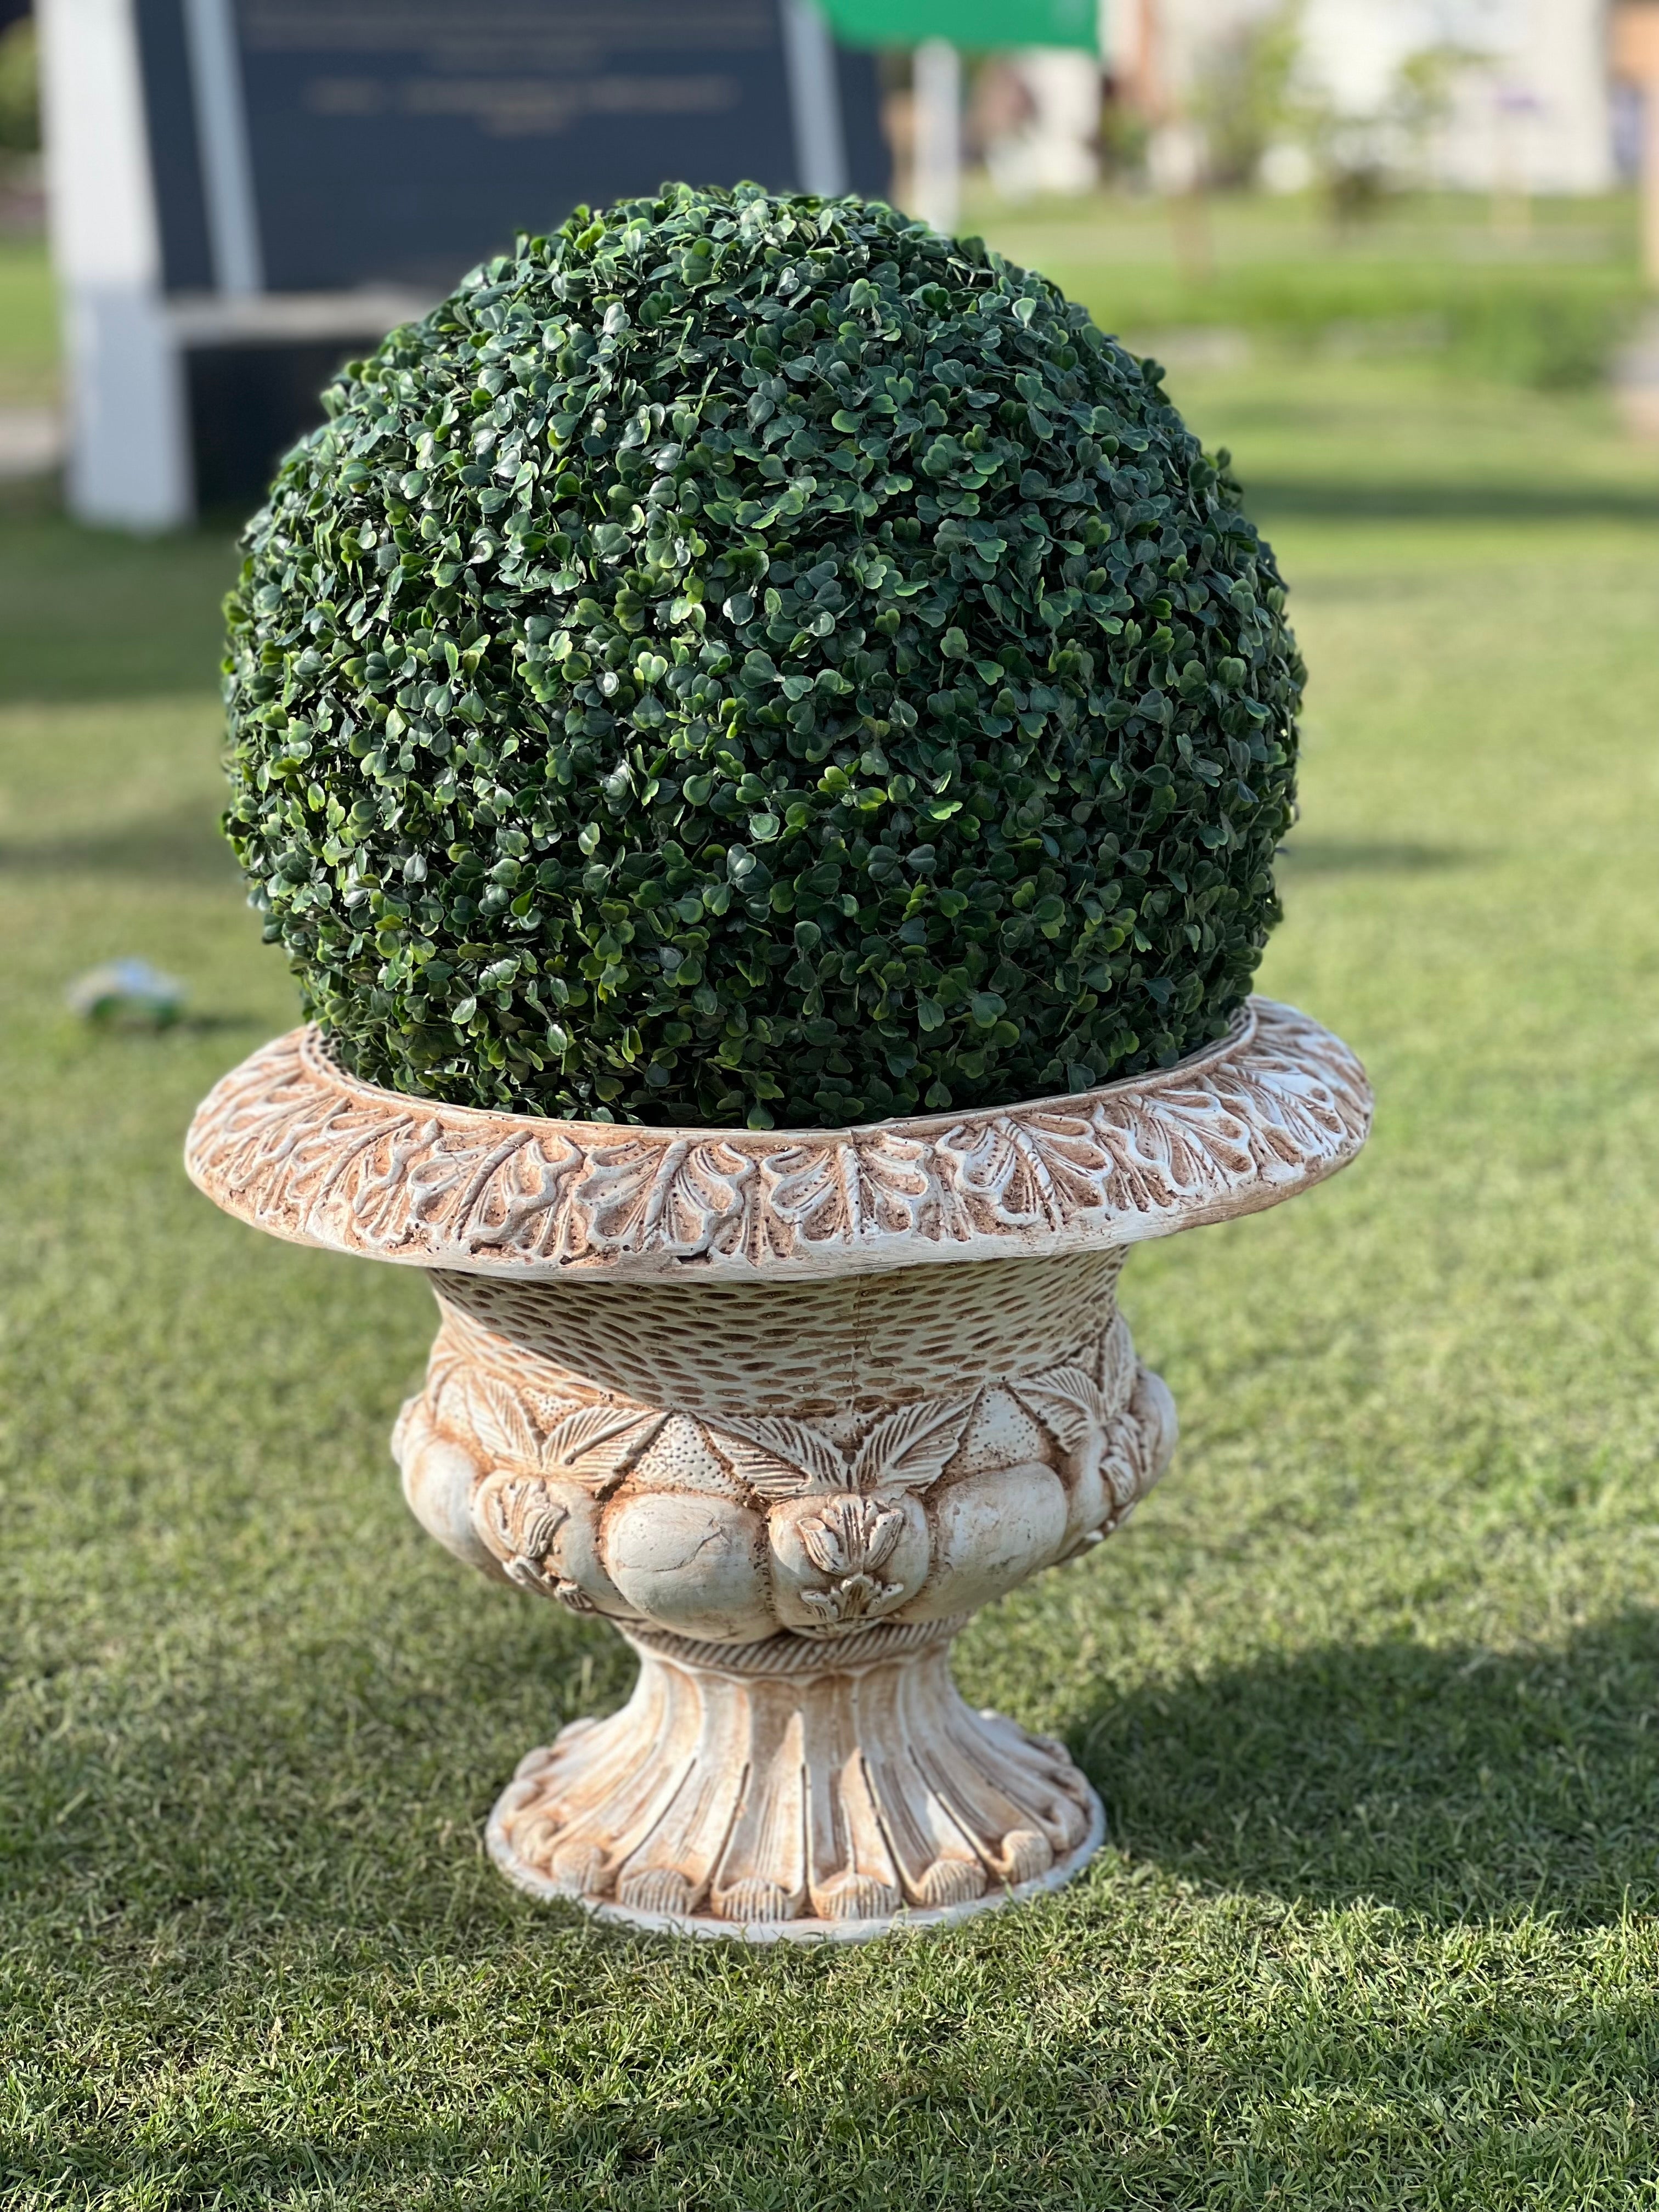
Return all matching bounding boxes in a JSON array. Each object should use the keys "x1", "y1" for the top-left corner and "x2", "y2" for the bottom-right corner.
[
  {"x1": 1078, "y1": 1613, "x2": 1659, "y2": 1926},
  {"x1": 8, "y1": 1599, "x2": 1658, "y2": 1946},
  {"x1": 7, "y1": 1612, "x2": 1659, "y2": 2197},
  {"x1": 1244, "y1": 479, "x2": 1659, "y2": 523},
  {"x1": 1277, "y1": 837, "x2": 1470, "y2": 874},
  {"x1": 0, "y1": 798, "x2": 238, "y2": 886}
]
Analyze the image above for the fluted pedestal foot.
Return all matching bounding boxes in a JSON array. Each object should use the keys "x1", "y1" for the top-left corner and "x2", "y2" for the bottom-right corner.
[{"x1": 486, "y1": 1617, "x2": 1104, "y2": 1942}]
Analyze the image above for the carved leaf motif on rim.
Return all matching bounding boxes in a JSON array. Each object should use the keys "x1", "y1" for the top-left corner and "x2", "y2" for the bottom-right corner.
[
  {"x1": 1089, "y1": 1088, "x2": 1255, "y2": 1214},
  {"x1": 435, "y1": 1132, "x2": 589, "y2": 1259},
  {"x1": 578, "y1": 1136, "x2": 756, "y2": 1258},
  {"x1": 760, "y1": 1136, "x2": 936, "y2": 1251},
  {"x1": 185, "y1": 1001, "x2": 1370, "y2": 1276},
  {"x1": 935, "y1": 1111, "x2": 1114, "y2": 1235}
]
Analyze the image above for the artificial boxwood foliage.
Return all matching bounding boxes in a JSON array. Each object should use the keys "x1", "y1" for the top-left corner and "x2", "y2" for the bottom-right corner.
[{"x1": 223, "y1": 183, "x2": 1302, "y2": 1128}]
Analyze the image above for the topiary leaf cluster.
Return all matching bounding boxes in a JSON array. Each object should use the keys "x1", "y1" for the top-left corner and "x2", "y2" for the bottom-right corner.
[{"x1": 223, "y1": 183, "x2": 1302, "y2": 1129}]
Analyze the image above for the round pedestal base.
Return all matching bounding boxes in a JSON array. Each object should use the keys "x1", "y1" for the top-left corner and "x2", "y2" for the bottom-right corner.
[{"x1": 485, "y1": 1619, "x2": 1105, "y2": 1943}]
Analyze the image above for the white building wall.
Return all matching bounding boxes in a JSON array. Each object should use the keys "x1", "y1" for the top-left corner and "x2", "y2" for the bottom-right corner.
[
  {"x1": 1129, "y1": 0, "x2": 1615, "y2": 194},
  {"x1": 1299, "y1": 0, "x2": 1613, "y2": 193}
]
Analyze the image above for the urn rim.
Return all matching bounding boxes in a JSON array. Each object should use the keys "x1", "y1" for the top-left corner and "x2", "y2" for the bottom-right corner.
[{"x1": 185, "y1": 994, "x2": 1372, "y2": 1282}]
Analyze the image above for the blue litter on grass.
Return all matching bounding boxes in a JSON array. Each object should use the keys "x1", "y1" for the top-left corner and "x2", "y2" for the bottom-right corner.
[{"x1": 66, "y1": 958, "x2": 188, "y2": 1028}]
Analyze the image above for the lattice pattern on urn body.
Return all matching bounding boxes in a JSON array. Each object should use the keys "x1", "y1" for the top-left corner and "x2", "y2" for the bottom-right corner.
[
  {"x1": 184, "y1": 997, "x2": 1371, "y2": 1282},
  {"x1": 394, "y1": 1255, "x2": 1175, "y2": 1651}
]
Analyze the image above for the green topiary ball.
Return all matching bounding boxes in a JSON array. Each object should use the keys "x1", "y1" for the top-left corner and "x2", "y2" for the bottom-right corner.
[{"x1": 223, "y1": 183, "x2": 1302, "y2": 1128}]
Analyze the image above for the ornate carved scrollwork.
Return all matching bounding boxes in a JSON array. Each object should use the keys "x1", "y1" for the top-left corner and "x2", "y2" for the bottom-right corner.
[
  {"x1": 185, "y1": 997, "x2": 1371, "y2": 1282},
  {"x1": 394, "y1": 1289, "x2": 1174, "y2": 1650}
]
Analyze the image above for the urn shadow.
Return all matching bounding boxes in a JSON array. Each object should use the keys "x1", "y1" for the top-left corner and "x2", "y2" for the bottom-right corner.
[
  {"x1": 1, "y1": 798, "x2": 239, "y2": 887},
  {"x1": 1243, "y1": 478, "x2": 1659, "y2": 523},
  {"x1": 1073, "y1": 1612, "x2": 1659, "y2": 1928},
  {"x1": 1276, "y1": 836, "x2": 1471, "y2": 875},
  {"x1": 10, "y1": 1613, "x2": 1659, "y2": 2203}
]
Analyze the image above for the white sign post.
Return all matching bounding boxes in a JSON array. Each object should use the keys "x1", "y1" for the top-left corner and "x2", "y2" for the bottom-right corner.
[
  {"x1": 38, "y1": 0, "x2": 191, "y2": 529},
  {"x1": 912, "y1": 37, "x2": 961, "y2": 236}
]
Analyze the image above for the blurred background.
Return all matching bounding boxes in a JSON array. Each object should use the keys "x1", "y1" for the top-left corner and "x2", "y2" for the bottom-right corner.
[
  {"x1": 6, "y1": 12, "x2": 1659, "y2": 2186},
  {"x1": 3, "y1": 0, "x2": 1659, "y2": 524}
]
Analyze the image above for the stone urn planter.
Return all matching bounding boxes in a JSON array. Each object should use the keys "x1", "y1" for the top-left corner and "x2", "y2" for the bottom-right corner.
[{"x1": 187, "y1": 994, "x2": 1369, "y2": 1940}]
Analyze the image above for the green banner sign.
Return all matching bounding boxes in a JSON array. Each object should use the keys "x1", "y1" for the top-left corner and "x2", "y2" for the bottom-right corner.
[{"x1": 820, "y1": 0, "x2": 1099, "y2": 51}]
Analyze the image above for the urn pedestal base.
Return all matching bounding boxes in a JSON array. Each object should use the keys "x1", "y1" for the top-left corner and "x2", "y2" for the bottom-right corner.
[{"x1": 486, "y1": 1617, "x2": 1104, "y2": 1941}]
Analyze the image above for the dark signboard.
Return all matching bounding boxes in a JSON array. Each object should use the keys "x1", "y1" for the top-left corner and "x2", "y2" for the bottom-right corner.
[
  {"x1": 138, "y1": 0, "x2": 887, "y2": 298},
  {"x1": 105, "y1": 0, "x2": 885, "y2": 512}
]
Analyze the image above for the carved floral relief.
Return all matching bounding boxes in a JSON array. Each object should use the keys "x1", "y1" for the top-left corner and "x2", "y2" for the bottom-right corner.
[
  {"x1": 395, "y1": 1290, "x2": 1172, "y2": 1647},
  {"x1": 185, "y1": 997, "x2": 1370, "y2": 1282}
]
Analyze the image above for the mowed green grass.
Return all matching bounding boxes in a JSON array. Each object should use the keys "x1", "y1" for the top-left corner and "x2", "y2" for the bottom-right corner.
[
  {"x1": 0, "y1": 238, "x2": 56, "y2": 408},
  {"x1": 4, "y1": 289, "x2": 1659, "y2": 2205},
  {"x1": 970, "y1": 187, "x2": 1647, "y2": 392}
]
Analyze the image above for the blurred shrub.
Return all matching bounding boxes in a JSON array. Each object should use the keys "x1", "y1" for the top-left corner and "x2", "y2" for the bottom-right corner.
[
  {"x1": 1091, "y1": 258, "x2": 1642, "y2": 392},
  {"x1": 1190, "y1": 3, "x2": 1304, "y2": 191},
  {"x1": 1448, "y1": 283, "x2": 1629, "y2": 391},
  {"x1": 0, "y1": 19, "x2": 38, "y2": 156}
]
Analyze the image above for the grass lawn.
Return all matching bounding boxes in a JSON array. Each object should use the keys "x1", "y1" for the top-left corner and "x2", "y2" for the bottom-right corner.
[
  {"x1": 0, "y1": 236, "x2": 55, "y2": 409},
  {"x1": 970, "y1": 187, "x2": 1647, "y2": 392},
  {"x1": 4, "y1": 207, "x2": 1659, "y2": 2207}
]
